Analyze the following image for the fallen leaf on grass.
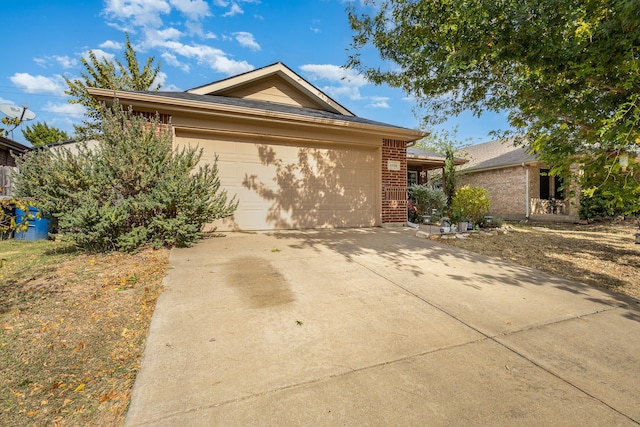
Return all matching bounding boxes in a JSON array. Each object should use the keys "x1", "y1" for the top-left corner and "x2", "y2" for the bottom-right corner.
[{"x1": 74, "y1": 384, "x2": 85, "y2": 392}]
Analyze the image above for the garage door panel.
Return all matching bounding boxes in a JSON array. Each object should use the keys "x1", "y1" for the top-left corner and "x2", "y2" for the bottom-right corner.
[{"x1": 179, "y1": 135, "x2": 379, "y2": 230}]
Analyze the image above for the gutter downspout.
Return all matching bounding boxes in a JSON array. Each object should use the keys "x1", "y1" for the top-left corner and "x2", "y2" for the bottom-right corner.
[{"x1": 524, "y1": 163, "x2": 530, "y2": 218}]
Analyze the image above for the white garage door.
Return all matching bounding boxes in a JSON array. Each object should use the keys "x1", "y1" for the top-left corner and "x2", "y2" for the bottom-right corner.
[{"x1": 178, "y1": 134, "x2": 380, "y2": 231}]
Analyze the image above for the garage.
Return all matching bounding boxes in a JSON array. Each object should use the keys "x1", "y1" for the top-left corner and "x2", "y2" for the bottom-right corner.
[
  {"x1": 177, "y1": 133, "x2": 379, "y2": 230},
  {"x1": 88, "y1": 62, "x2": 424, "y2": 231}
]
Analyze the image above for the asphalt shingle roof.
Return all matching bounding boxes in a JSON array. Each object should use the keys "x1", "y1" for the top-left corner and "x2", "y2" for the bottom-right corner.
[
  {"x1": 407, "y1": 147, "x2": 446, "y2": 159},
  {"x1": 136, "y1": 91, "x2": 410, "y2": 131},
  {"x1": 458, "y1": 138, "x2": 539, "y2": 171}
]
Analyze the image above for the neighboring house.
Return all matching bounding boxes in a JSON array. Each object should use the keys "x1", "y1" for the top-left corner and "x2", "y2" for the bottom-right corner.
[
  {"x1": 88, "y1": 62, "x2": 425, "y2": 231},
  {"x1": 1, "y1": 136, "x2": 29, "y2": 197},
  {"x1": 457, "y1": 138, "x2": 579, "y2": 221}
]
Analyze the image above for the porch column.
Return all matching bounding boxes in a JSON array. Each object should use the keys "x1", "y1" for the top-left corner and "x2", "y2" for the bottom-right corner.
[{"x1": 382, "y1": 138, "x2": 407, "y2": 225}]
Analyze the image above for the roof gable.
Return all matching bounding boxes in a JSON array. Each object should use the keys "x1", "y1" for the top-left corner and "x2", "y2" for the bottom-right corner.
[{"x1": 186, "y1": 62, "x2": 354, "y2": 116}]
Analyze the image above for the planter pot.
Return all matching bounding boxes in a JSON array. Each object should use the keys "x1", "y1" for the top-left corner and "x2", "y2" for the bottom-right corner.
[{"x1": 458, "y1": 222, "x2": 468, "y2": 233}]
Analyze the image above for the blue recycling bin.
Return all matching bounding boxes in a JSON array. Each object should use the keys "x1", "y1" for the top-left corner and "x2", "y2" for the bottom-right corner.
[{"x1": 14, "y1": 206, "x2": 52, "y2": 241}]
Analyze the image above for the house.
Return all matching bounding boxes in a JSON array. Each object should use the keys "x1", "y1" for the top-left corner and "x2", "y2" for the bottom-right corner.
[
  {"x1": 88, "y1": 63, "x2": 425, "y2": 231},
  {"x1": 1, "y1": 136, "x2": 29, "y2": 197},
  {"x1": 0, "y1": 135, "x2": 28, "y2": 167},
  {"x1": 456, "y1": 138, "x2": 579, "y2": 221}
]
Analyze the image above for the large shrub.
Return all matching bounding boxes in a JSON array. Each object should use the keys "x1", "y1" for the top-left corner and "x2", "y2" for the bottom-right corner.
[
  {"x1": 410, "y1": 184, "x2": 447, "y2": 220},
  {"x1": 13, "y1": 101, "x2": 237, "y2": 252},
  {"x1": 450, "y1": 185, "x2": 490, "y2": 226}
]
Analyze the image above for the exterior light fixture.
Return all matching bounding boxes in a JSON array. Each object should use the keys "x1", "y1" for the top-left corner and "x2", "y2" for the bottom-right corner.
[{"x1": 619, "y1": 152, "x2": 629, "y2": 172}]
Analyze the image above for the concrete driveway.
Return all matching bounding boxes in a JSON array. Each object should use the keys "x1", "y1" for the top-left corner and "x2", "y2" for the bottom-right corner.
[{"x1": 125, "y1": 228, "x2": 640, "y2": 426}]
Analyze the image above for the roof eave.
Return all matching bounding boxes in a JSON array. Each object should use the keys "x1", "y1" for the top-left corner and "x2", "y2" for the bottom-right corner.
[
  {"x1": 87, "y1": 87, "x2": 425, "y2": 142},
  {"x1": 461, "y1": 160, "x2": 540, "y2": 173}
]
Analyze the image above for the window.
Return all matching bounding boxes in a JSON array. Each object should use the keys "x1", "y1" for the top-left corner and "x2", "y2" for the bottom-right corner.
[
  {"x1": 539, "y1": 168, "x2": 550, "y2": 200},
  {"x1": 407, "y1": 170, "x2": 418, "y2": 188}
]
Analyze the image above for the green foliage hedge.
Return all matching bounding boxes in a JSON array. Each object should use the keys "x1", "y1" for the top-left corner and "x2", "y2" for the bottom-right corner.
[
  {"x1": 13, "y1": 101, "x2": 237, "y2": 252},
  {"x1": 450, "y1": 185, "x2": 490, "y2": 225}
]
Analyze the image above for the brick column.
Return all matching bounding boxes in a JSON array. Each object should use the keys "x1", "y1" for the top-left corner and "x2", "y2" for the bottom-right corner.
[{"x1": 382, "y1": 138, "x2": 407, "y2": 225}]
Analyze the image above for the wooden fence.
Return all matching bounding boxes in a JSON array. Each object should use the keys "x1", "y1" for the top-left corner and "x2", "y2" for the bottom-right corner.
[{"x1": 0, "y1": 166, "x2": 16, "y2": 197}]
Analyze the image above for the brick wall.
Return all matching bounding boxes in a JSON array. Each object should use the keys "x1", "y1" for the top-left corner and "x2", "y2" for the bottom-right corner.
[
  {"x1": 458, "y1": 164, "x2": 580, "y2": 218},
  {"x1": 382, "y1": 138, "x2": 407, "y2": 224},
  {"x1": 458, "y1": 166, "x2": 528, "y2": 217}
]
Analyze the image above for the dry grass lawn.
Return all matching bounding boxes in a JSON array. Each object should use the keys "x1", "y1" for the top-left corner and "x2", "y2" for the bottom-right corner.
[
  {"x1": 438, "y1": 219, "x2": 640, "y2": 301},
  {"x1": 0, "y1": 240, "x2": 169, "y2": 426}
]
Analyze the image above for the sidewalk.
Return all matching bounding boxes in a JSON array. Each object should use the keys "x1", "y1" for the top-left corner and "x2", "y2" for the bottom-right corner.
[{"x1": 124, "y1": 228, "x2": 640, "y2": 426}]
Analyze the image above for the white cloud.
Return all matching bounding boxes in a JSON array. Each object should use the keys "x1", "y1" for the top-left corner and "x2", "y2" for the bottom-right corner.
[
  {"x1": 0, "y1": 97, "x2": 15, "y2": 105},
  {"x1": 222, "y1": 3, "x2": 243, "y2": 17},
  {"x1": 321, "y1": 85, "x2": 363, "y2": 101},
  {"x1": 310, "y1": 19, "x2": 321, "y2": 33},
  {"x1": 99, "y1": 40, "x2": 124, "y2": 50},
  {"x1": 161, "y1": 52, "x2": 190, "y2": 72},
  {"x1": 169, "y1": 0, "x2": 210, "y2": 19},
  {"x1": 213, "y1": 55, "x2": 254, "y2": 75},
  {"x1": 34, "y1": 57, "x2": 48, "y2": 67},
  {"x1": 32, "y1": 56, "x2": 77, "y2": 69},
  {"x1": 368, "y1": 96, "x2": 390, "y2": 109},
  {"x1": 151, "y1": 40, "x2": 253, "y2": 75},
  {"x1": 152, "y1": 71, "x2": 168, "y2": 88},
  {"x1": 145, "y1": 27, "x2": 183, "y2": 43},
  {"x1": 83, "y1": 49, "x2": 116, "y2": 62},
  {"x1": 43, "y1": 102, "x2": 86, "y2": 118},
  {"x1": 103, "y1": 0, "x2": 171, "y2": 28},
  {"x1": 54, "y1": 56, "x2": 78, "y2": 69},
  {"x1": 300, "y1": 64, "x2": 368, "y2": 87},
  {"x1": 233, "y1": 32, "x2": 260, "y2": 51},
  {"x1": 300, "y1": 64, "x2": 369, "y2": 101},
  {"x1": 161, "y1": 83, "x2": 182, "y2": 91},
  {"x1": 10, "y1": 73, "x2": 67, "y2": 95}
]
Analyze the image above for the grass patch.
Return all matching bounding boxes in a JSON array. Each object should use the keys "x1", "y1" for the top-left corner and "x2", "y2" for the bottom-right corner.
[{"x1": 0, "y1": 239, "x2": 169, "y2": 426}]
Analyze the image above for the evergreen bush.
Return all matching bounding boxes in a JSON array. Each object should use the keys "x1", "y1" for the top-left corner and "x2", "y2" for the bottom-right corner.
[
  {"x1": 410, "y1": 184, "x2": 447, "y2": 220},
  {"x1": 13, "y1": 101, "x2": 237, "y2": 252}
]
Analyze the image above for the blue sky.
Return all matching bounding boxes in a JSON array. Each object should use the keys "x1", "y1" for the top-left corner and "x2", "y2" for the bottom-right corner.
[{"x1": 1, "y1": 0, "x2": 510, "y2": 146}]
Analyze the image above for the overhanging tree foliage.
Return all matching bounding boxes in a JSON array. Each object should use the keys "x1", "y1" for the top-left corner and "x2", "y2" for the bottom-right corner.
[
  {"x1": 415, "y1": 128, "x2": 469, "y2": 205},
  {"x1": 13, "y1": 101, "x2": 237, "y2": 252},
  {"x1": 65, "y1": 33, "x2": 162, "y2": 138},
  {"x1": 1, "y1": 117, "x2": 21, "y2": 138},
  {"x1": 347, "y1": 0, "x2": 640, "y2": 216},
  {"x1": 22, "y1": 121, "x2": 70, "y2": 146}
]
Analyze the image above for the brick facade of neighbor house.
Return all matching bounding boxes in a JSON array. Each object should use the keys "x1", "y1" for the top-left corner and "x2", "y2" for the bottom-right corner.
[
  {"x1": 458, "y1": 165, "x2": 530, "y2": 217},
  {"x1": 382, "y1": 138, "x2": 408, "y2": 224},
  {"x1": 457, "y1": 163, "x2": 580, "y2": 219}
]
